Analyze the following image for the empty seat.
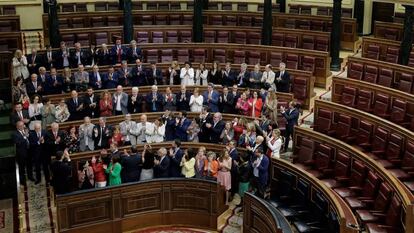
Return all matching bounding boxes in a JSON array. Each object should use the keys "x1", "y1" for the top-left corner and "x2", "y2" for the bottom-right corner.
[
  {"x1": 254, "y1": 17, "x2": 263, "y2": 27},
  {"x1": 91, "y1": 17, "x2": 105, "y2": 27},
  {"x1": 294, "y1": 137, "x2": 315, "y2": 167},
  {"x1": 210, "y1": 15, "x2": 223, "y2": 25},
  {"x1": 297, "y1": 20, "x2": 311, "y2": 30},
  {"x1": 334, "y1": 160, "x2": 367, "y2": 198},
  {"x1": 356, "y1": 89, "x2": 373, "y2": 112},
  {"x1": 222, "y1": 2, "x2": 232, "y2": 10},
  {"x1": 76, "y1": 34, "x2": 90, "y2": 45},
  {"x1": 385, "y1": 47, "x2": 399, "y2": 63},
  {"x1": 141, "y1": 15, "x2": 153, "y2": 25},
  {"x1": 270, "y1": 52, "x2": 283, "y2": 67},
  {"x1": 363, "y1": 65, "x2": 378, "y2": 83},
  {"x1": 377, "y1": 133, "x2": 404, "y2": 168},
  {"x1": 248, "y1": 51, "x2": 261, "y2": 65},
  {"x1": 240, "y1": 16, "x2": 252, "y2": 26},
  {"x1": 285, "y1": 19, "x2": 296, "y2": 29},
  {"x1": 348, "y1": 62, "x2": 364, "y2": 80},
  {"x1": 373, "y1": 94, "x2": 391, "y2": 119},
  {"x1": 193, "y1": 49, "x2": 206, "y2": 63},
  {"x1": 95, "y1": 32, "x2": 108, "y2": 45},
  {"x1": 301, "y1": 56, "x2": 315, "y2": 73},
  {"x1": 284, "y1": 35, "x2": 298, "y2": 48},
  {"x1": 225, "y1": 16, "x2": 237, "y2": 26},
  {"x1": 166, "y1": 31, "x2": 178, "y2": 43},
  {"x1": 234, "y1": 32, "x2": 247, "y2": 44},
  {"x1": 285, "y1": 54, "x2": 299, "y2": 69},
  {"x1": 355, "y1": 183, "x2": 393, "y2": 223},
  {"x1": 107, "y1": 16, "x2": 120, "y2": 26},
  {"x1": 321, "y1": 152, "x2": 351, "y2": 188},
  {"x1": 208, "y1": 2, "x2": 219, "y2": 10},
  {"x1": 233, "y1": 50, "x2": 246, "y2": 64},
  {"x1": 314, "y1": 109, "x2": 334, "y2": 135},
  {"x1": 272, "y1": 33, "x2": 284, "y2": 46},
  {"x1": 311, "y1": 21, "x2": 325, "y2": 31},
  {"x1": 152, "y1": 32, "x2": 164, "y2": 43},
  {"x1": 95, "y1": 2, "x2": 107, "y2": 11},
  {"x1": 365, "y1": 196, "x2": 402, "y2": 233},
  {"x1": 388, "y1": 141, "x2": 414, "y2": 180},
  {"x1": 186, "y1": 1, "x2": 194, "y2": 10},
  {"x1": 289, "y1": 5, "x2": 300, "y2": 14},
  {"x1": 398, "y1": 73, "x2": 413, "y2": 93},
  {"x1": 344, "y1": 171, "x2": 381, "y2": 209},
  {"x1": 292, "y1": 77, "x2": 307, "y2": 103},
  {"x1": 169, "y1": 15, "x2": 181, "y2": 25},
  {"x1": 61, "y1": 34, "x2": 75, "y2": 47},
  {"x1": 170, "y1": 2, "x2": 181, "y2": 10},
  {"x1": 177, "y1": 49, "x2": 189, "y2": 63},
  {"x1": 377, "y1": 68, "x2": 393, "y2": 87},
  {"x1": 76, "y1": 3, "x2": 87, "y2": 12},
  {"x1": 317, "y1": 7, "x2": 329, "y2": 16},
  {"x1": 302, "y1": 36, "x2": 315, "y2": 50},
  {"x1": 132, "y1": 2, "x2": 143, "y2": 10},
  {"x1": 355, "y1": 120, "x2": 374, "y2": 149},
  {"x1": 107, "y1": 2, "x2": 119, "y2": 10},
  {"x1": 217, "y1": 31, "x2": 230, "y2": 43},
  {"x1": 62, "y1": 3, "x2": 75, "y2": 12},
  {"x1": 158, "y1": 1, "x2": 169, "y2": 10},
  {"x1": 204, "y1": 31, "x2": 216, "y2": 43},
  {"x1": 71, "y1": 18, "x2": 85, "y2": 28},
  {"x1": 334, "y1": 115, "x2": 353, "y2": 141},
  {"x1": 213, "y1": 49, "x2": 226, "y2": 63},
  {"x1": 365, "y1": 44, "x2": 380, "y2": 60},
  {"x1": 146, "y1": 49, "x2": 159, "y2": 63},
  {"x1": 390, "y1": 99, "x2": 409, "y2": 126},
  {"x1": 364, "y1": 127, "x2": 390, "y2": 159},
  {"x1": 180, "y1": 31, "x2": 192, "y2": 43},
  {"x1": 342, "y1": 8, "x2": 353, "y2": 18},
  {"x1": 155, "y1": 15, "x2": 167, "y2": 25},
  {"x1": 305, "y1": 144, "x2": 334, "y2": 178},
  {"x1": 248, "y1": 32, "x2": 261, "y2": 44},
  {"x1": 146, "y1": 2, "x2": 157, "y2": 10},
  {"x1": 341, "y1": 86, "x2": 358, "y2": 107},
  {"x1": 300, "y1": 5, "x2": 311, "y2": 15},
  {"x1": 58, "y1": 19, "x2": 69, "y2": 29},
  {"x1": 136, "y1": 32, "x2": 149, "y2": 44},
  {"x1": 238, "y1": 3, "x2": 248, "y2": 11},
  {"x1": 161, "y1": 49, "x2": 173, "y2": 63}
]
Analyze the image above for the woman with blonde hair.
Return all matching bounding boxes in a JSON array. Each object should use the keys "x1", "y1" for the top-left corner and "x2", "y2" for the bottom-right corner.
[
  {"x1": 168, "y1": 60, "x2": 181, "y2": 85},
  {"x1": 12, "y1": 49, "x2": 29, "y2": 81},
  {"x1": 189, "y1": 87, "x2": 204, "y2": 112},
  {"x1": 62, "y1": 67, "x2": 74, "y2": 92},
  {"x1": 180, "y1": 149, "x2": 196, "y2": 178},
  {"x1": 264, "y1": 90, "x2": 278, "y2": 124},
  {"x1": 99, "y1": 91, "x2": 113, "y2": 117},
  {"x1": 55, "y1": 98, "x2": 70, "y2": 122},
  {"x1": 217, "y1": 150, "x2": 232, "y2": 205},
  {"x1": 265, "y1": 129, "x2": 283, "y2": 158}
]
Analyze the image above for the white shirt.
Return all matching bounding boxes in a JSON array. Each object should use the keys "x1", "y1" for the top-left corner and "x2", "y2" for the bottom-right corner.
[
  {"x1": 115, "y1": 94, "x2": 122, "y2": 111},
  {"x1": 267, "y1": 137, "x2": 282, "y2": 158},
  {"x1": 253, "y1": 155, "x2": 264, "y2": 177},
  {"x1": 195, "y1": 69, "x2": 208, "y2": 86},
  {"x1": 180, "y1": 67, "x2": 195, "y2": 86},
  {"x1": 189, "y1": 95, "x2": 204, "y2": 112}
]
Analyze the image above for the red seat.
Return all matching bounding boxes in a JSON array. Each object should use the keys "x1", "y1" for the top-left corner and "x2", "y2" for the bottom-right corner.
[
  {"x1": 293, "y1": 137, "x2": 315, "y2": 169},
  {"x1": 166, "y1": 31, "x2": 178, "y2": 43},
  {"x1": 300, "y1": 5, "x2": 312, "y2": 15},
  {"x1": 76, "y1": 34, "x2": 90, "y2": 45},
  {"x1": 76, "y1": 3, "x2": 87, "y2": 12},
  {"x1": 355, "y1": 120, "x2": 374, "y2": 150},
  {"x1": 170, "y1": 2, "x2": 181, "y2": 10},
  {"x1": 334, "y1": 115, "x2": 353, "y2": 141},
  {"x1": 297, "y1": 20, "x2": 310, "y2": 30},
  {"x1": 270, "y1": 52, "x2": 283, "y2": 67},
  {"x1": 341, "y1": 86, "x2": 357, "y2": 107},
  {"x1": 107, "y1": 16, "x2": 120, "y2": 26},
  {"x1": 161, "y1": 49, "x2": 173, "y2": 63},
  {"x1": 390, "y1": 99, "x2": 409, "y2": 126},
  {"x1": 364, "y1": 127, "x2": 389, "y2": 159},
  {"x1": 210, "y1": 15, "x2": 223, "y2": 25},
  {"x1": 314, "y1": 109, "x2": 334, "y2": 135},
  {"x1": 213, "y1": 49, "x2": 226, "y2": 63},
  {"x1": 58, "y1": 19, "x2": 69, "y2": 29},
  {"x1": 348, "y1": 62, "x2": 364, "y2": 80},
  {"x1": 95, "y1": 32, "x2": 108, "y2": 45},
  {"x1": 217, "y1": 31, "x2": 230, "y2": 43},
  {"x1": 355, "y1": 183, "x2": 393, "y2": 223},
  {"x1": 285, "y1": 19, "x2": 296, "y2": 28},
  {"x1": 208, "y1": 2, "x2": 219, "y2": 10},
  {"x1": 193, "y1": 49, "x2": 206, "y2": 63},
  {"x1": 365, "y1": 196, "x2": 402, "y2": 233},
  {"x1": 248, "y1": 51, "x2": 261, "y2": 65},
  {"x1": 384, "y1": 28, "x2": 399, "y2": 40},
  {"x1": 182, "y1": 15, "x2": 193, "y2": 25},
  {"x1": 180, "y1": 31, "x2": 192, "y2": 43},
  {"x1": 158, "y1": 1, "x2": 169, "y2": 10},
  {"x1": 284, "y1": 35, "x2": 298, "y2": 48},
  {"x1": 204, "y1": 31, "x2": 216, "y2": 43},
  {"x1": 141, "y1": 15, "x2": 153, "y2": 25},
  {"x1": 152, "y1": 32, "x2": 164, "y2": 43},
  {"x1": 363, "y1": 65, "x2": 378, "y2": 83},
  {"x1": 253, "y1": 17, "x2": 263, "y2": 27},
  {"x1": 292, "y1": 77, "x2": 307, "y2": 103},
  {"x1": 177, "y1": 49, "x2": 189, "y2": 63},
  {"x1": 285, "y1": 54, "x2": 299, "y2": 69},
  {"x1": 388, "y1": 141, "x2": 414, "y2": 180},
  {"x1": 302, "y1": 36, "x2": 315, "y2": 50},
  {"x1": 377, "y1": 68, "x2": 393, "y2": 87},
  {"x1": 344, "y1": 171, "x2": 381, "y2": 209},
  {"x1": 238, "y1": 3, "x2": 248, "y2": 11},
  {"x1": 311, "y1": 21, "x2": 325, "y2": 31},
  {"x1": 233, "y1": 50, "x2": 246, "y2": 64},
  {"x1": 234, "y1": 32, "x2": 247, "y2": 44},
  {"x1": 146, "y1": 49, "x2": 159, "y2": 63},
  {"x1": 305, "y1": 144, "x2": 334, "y2": 179},
  {"x1": 272, "y1": 33, "x2": 284, "y2": 46},
  {"x1": 247, "y1": 32, "x2": 261, "y2": 45},
  {"x1": 317, "y1": 7, "x2": 329, "y2": 16},
  {"x1": 136, "y1": 32, "x2": 149, "y2": 44},
  {"x1": 132, "y1": 2, "x2": 143, "y2": 10},
  {"x1": 373, "y1": 94, "x2": 391, "y2": 119},
  {"x1": 315, "y1": 37, "x2": 329, "y2": 51},
  {"x1": 342, "y1": 8, "x2": 353, "y2": 18},
  {"x1": 225, "y1": 16, "x2": 237, "y2": 26},
  {"x1": 107, "y1": 2, "x2": 118, "y2": 10},
  {"x1": 377, "y1": 133, "x2": 404, "y2": 168},
  {"x1": 334, "y1": 160, "x2": 367, "y2": 198},
  {"x1": 356, "y1": 89, "x2": 373, "y2": 112},
  {"x1": 398, "y1": 73, "x2": 413, "y2": 93},
  {"x1": 240, "y1": 16, "x2": 252, "y2": 26},
  {"x1": 91, "y1": 17, "x2": 105, "y2": 27},
  {"x1": 71, "y1": 18, "x2": 85, "y2": 28},
  {"x1": 365, "y1": 44, "x2": 380, "y2": 60},
  {"x1": 385, "y1": 47, "x2": 399, "y2": 63},
  {"x1": 289, "y1": 5, "x2": 299, "y2": 14},
  {"x1": 61, "y1": 34, "x2": 75, "y2": 47},
  {"x1": 301, "y1": 56, "x2": 315, "y2": 73},
  {"x1": 222, "y1": 2, "x2": 232, "y2": 10},
  {"x1": 321, "y1": 152, "x2": 351, "y2": 188},
  {"x1": 146, "y1": 2, "x2": 157, "y2": 10},
  {"x1": 62, "y1": 3, "x2": 75, "y2": 12},
  {"x1": 170, "y1": 15, "x2": 181, "y2": 25},
  {"x1": 155, "y1": 15, "x2": 167, "y2": 25}
]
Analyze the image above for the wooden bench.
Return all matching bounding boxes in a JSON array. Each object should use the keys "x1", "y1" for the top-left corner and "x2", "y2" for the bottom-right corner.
[
  {"x1": 361, "y1": 36, "x2": 401, "y2": 63},
  {"x1": 293, "y1": 126, "x2": 414, "y2": 233},
  {"x1": 0, "y1": 15, "x2": 20, "y2": 32}
]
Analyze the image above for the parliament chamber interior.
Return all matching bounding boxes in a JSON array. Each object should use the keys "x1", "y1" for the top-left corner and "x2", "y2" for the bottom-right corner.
[{"x1": 1, "y1": 0, "x2": 414, "y2": 232}]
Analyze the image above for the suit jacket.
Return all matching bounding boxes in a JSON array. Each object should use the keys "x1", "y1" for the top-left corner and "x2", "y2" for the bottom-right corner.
[
  {"x1": 97, "y1": 50, "x2": 112, "y2": 66},
  {"x1": 110, "y1": 45, "x2": 126, "y2": 64},
  {"x1": 127, "y1": 94, "x2": 143, "y2": 114},
  {"x1": 282, "y1": 108, "x2": 299, "y2": 132},
  {"x1": 130, "y1": 65, "x2": 147, "y2": 86},
  {"x1": 66, "y1": 97, "x2": 85, "y2": 121},
  {"x1": 45, "y1": 130, "x2": 65, "y2": 157},
  {"x1": 209, "y1": 120, "x2": 225, "y2": 143},
  {"x1": 146, "y1": 68, "x2": 163, "y2": 85},
  {"x1": 126, "y1": 47, "x2": 142, "y2": 63},
  {"x1": 45, "y1": 75, "x2": 64, "y2": 95},
  {"x1": 119, "y1": 120, "x2": 138, "y2": 145},
  {"x1": 42, "y1": 50, "x2": 56, "y2": 69},
  {"x1": 12, "y1": 130, "x2": 29, "y2": 157},
  {"x1": 102, "y1": 72, "x2": 119, "y2": 89},
  {"x1": 145, "y1": 92, "x2": 164, "y2": 112},
  {"x1": 220, "y1": 93, "x2": 235, "y2": 113},
  {"x1": 197, "y1": 113, "x2": 213, "y2": 143},
  {"x1": 55, "y1": 48, "x2": 71, "y2": 69},
  {"x1": 10, "y1": 110, "x2": 29, "y2": 126},
  {"x1": 275, "y1": 71, "x2": 291, "y2": 93},
  {"x1": 27, "y1": 53, "x2": 42, "y2": 74},
  {"x1": 121, "y1": 153, "x2": 142, "y2": 182},
  {"x1": 117, "y1": 67, "x2": 132, "y2": 86},
  {"x1": 175, "y1": 118, "x2": 191, "y2": 142},
  {"x1": 236, "y1": 70, "x2": 250, "y2": 87},
  {"x1": 202, "y1": 90, "x2": 220, "y2": 112},
  {"x1": 79, "y1": 123, "x2": 95, "y2": 151},
  {"x1": 163, "y1": 93, "x2": 176, "y2": 111},
  {"x1": 89, "y1": 72, "x2": 104, "y2": 89},
  {"x1": 112, "y1": 92, "x2": 129, "y2": 114},
  {"x1": 222, "y1": 69, "x2": 236, "y2": 87},
  {"x1": 255, "y1": 155, "x2": 269, "y2": 186},
  {"x1": 26, "y1": 78, "x2": 44, "y2": 97},
  {"x1": 163, "y1": 116, "x2": 176, "y2": 141},
  {"x1": 29, "y1": 130, "x2": 46, "y2": 159},
  {"x1": 175, "y1": 92, "x2": 191, "y2": 111},
  {"x1": 169, "y1": 148, "x2": 184, "y2": 177},
  {"x1": 154, "y1": 156, "x2": 170, "y2": 178},
  {"x1": 83, "y1": 94, "x2": 100, "y2": 118},
  {"x1": 92, "y1": 125, "x2": 112, "y2": 148},
  {"x1": 51, "y1": 159, "x2": 72, "y2": 194},
  {"x1": 70, "y1": 49, "x2": 90, "y2": 67}
]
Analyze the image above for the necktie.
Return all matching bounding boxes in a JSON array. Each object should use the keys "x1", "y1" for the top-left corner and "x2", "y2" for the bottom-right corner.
[
  {"x1": 74, "y1": 98, "x2": 77, "y2": 106},
  {"x1": 18, "y1": 111, "x2": 23, "y2": 120},
  {"x1": 152, "y1": 94, "x2": 156, "y2": 111},
  {"x1": 117, "y1": 47, "x2": 121, "y2": 62}
]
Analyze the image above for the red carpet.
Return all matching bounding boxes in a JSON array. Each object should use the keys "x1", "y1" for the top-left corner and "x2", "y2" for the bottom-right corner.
[{"x1": 134, "y1": 226, "x2": 213, "y2": 233}]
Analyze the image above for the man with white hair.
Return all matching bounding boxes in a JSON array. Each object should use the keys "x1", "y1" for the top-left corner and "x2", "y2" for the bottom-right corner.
[
  {"x1": 79, "y1": 117, "x2": 95, "y2": 151},
  {"x1": 45, "y1": 122, "x2": 65, "y2": 159},
  {"x1": 236, "y1": 63, "x2": 250, "y2": 87},
  {"x1": 128, "y1": 86, "x2": 143, "y2": 113},
  {"x1": 261, "y1": 64, "x2": 275, "y2": 90},
  {"x1": 205, "y1": 112, "x2": 225, "y2": 143},
  {"x1": 275, "y1": 62, "x2": 291, "y2": 93},
  {"x1": 132, "y1": 114, "x2": 152, "y2": 144},
  {"x1": 127, "y1": 40, "x2": 142, "y2": 63},
  {"x1": 154, "y1": 147, "x2": 170, "y2": 178},
  {"x1": 112, "y1": 85, "x2": 129, "y2": 115},
  {"x1": 145, "y1": 85, "x2": 164, "y2": 112},
  {"x1": 29, "y1": 122, "x2": 48, "y2": 184},
  {"x1": 120, "y1": 114, "x2": 138, "y2": 145}
]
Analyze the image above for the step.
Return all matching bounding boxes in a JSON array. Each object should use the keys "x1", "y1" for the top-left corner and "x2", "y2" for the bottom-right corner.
[{"x1": 0, "y1": 146, "x2": 15, "y2": 157}]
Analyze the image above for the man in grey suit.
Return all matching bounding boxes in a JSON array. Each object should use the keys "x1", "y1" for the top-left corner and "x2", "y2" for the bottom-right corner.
[
  {"x1": 79, "y1": 116, "x2": 94, "y2": 152},
  {"x1": 112, "y1": 85, "x2": 129, "y2": 115},
  {"x1": 119, "y1": 114, "x2": 138, "y2": 146}
]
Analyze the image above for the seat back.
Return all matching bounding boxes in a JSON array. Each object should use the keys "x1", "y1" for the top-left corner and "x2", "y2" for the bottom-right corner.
[
  {"x1": 270, "y1": 52, "x2": 283, "y2": 67},
  {"x1": 248, "y1": 51, "x2": 261, "y2": 65},
  {"x1": 371, "y1": 127, "x2": 390, "y2": 153},
  {"x1": 385, "y1": 47, "x2": 399, "y2": 63},
  {"x1": 222, "y1": 2, "x2": 232, "y2": 10},
  {"x1": 390, "y1": 99, "x2": 407, "y2": 124},
  {"x1": 155, "y1": 15, "x2": 167, "y2": 25},
  {"x1": 95, "y1": 32, "x2": 108, "y2": 45},
  {"x1": 292, "y1": 77, "x2": 307, "y2": 100},
  {"x1": 399, "y1": 73, "x2": 413, "y2": 93},
  {"x1": 225, "y1": 16, "x2": 237, "y2": 26},
  {"x1": 349, "y1": 160, "x2": 367, "y2": 187},
  {"x1": 136, "y1": 32, "x2": 149, "y2": 44},
  {"x1": 314, "y1": 109, "x2": 333, "y2": 134},
  {"x1": 107, "y1": 16, "x2": 120, "y2": 26},
  {"x1": 378, "y1": 68, "x2": 393, "y2": 87},
  {"x1": 335, "y1": 115, "x2": 352, "y2": 139},
  {"x1": 161, "y1": 49, "x2": 173, "y2": 63},
  {"x1": 152, "y1": 31, "x2": 164, "y2": 43},
  {"x1": 385, "y1": 133, "x2": 404, "y2": 161},
  {"x1": 233, "y1": 50, "x2": 246, "y2": 64},
  {"x1": 373, "y1": 183, "x2": 393, "y2": 212},
  {"x1": 373, "y1": 93, "x2": 390, "y2": 117},
  {"x1": 248, "y1": 32, "x2": 261, "y2": 44},
  {"x1": 275, "y1": 169, "x2": 296, "y2": 198},
  {"x1": 297, "y1": 20, "x2": 310, "y2": 30},
  {"x1": 76, "y1": 34, "x2": 90, "y2": 45},
  {"x1": 356, "y1": 89, "x2": 373, "y2": 111},
  {"x1": 204, "y1": 31, "x2": 216, "y2": 43},
  {"x1": 240, "y1": 16, "x2": 252, "y2": 26},
  {"x1": 294, "y1": 178, "x2": 310, "y2": 208},
  {"x1": 182, "y1": 15, "x2": 193, "y2": 25},
  {"x1": 146, "y1": 49, "x2": 159, "y2": 63},
  {"x1": 348, "y1": 62, "x2": 364, "y2": 80},
  {"x1": 272, "y1": 33, "x2": 284, "y2": 46},
  {"x1": 285, "y1": 54, "x2": 299, "y2": 69},
  {"x1": 317, "y1": 7, "x2": 329, "y2": 16},
  {"x1": 302, "y1": 35, "x2": 315, "y2": 50},
  {"x1": 169, "y1": 15, "x2": 181, "y2": 25},
  {"x1": 366, "y1": 44, "x2": 380, "y2": 60},
  {"x1": 210, "y1": 15, "x2": 223, "y2": 25},
  {"x1": 402, "y1": 141, "x2": 414, "y2": 170},
  {"x1": 314, "y1": 144, "x2": 334, "y2": 170},
  {"x1": 356, "y1": 120, "x2": 374, "y2": 146},
  {"x1": 363, "y1": 65, "x2": 378, "y2": 83},
  {"x1": 301, "y1": 56, "x2": 315, "y2": 72},
  {"x1": 333, "y1": 152, "x2": 351, "y2": 178},
  {"x1": 177, "y1": 49, "x2": 189, "y2": 63},
  {"x1": 384, "y1": 196, "x2": 402, "y2": 227},
  {"x1": 213, "y1": 49, "x2": 226, "y2": 63},
  {"x1": 312, "y1": 21, "x2": 325, "y2": 31},
  {"x1": 180, "y1": 31, "x2": 192, "y2": 43},
  {"x1": 217, "y1": 31, "x2": 229, "y2": 43},
  {"x1": 296, "y1": 137, "x2": 315, "y2": 164},
  {"x1": 193, "y1": 49, "x2": 206, "y2": 63},
  {"x1": 234, "y1": 32, "x2": 247, "y2": 44},
  {"x1": 341, "y1": 86, "x2": 357, "y2": 107},
  {"x1": 166, "y1": 31, "x2": 178, "y2": 43},
  {"x1": 361, "y1": 171, "x2": 381, "y2": 198},
  {"x1": 91, "y1": 17, "x2": 105, "y2": 27},
  {"x1": 284, "y1": 35, "x2": 298, "y2": 48},
  {"x1": 141, "y1": 15, "x2": 153, "y2": 25}
]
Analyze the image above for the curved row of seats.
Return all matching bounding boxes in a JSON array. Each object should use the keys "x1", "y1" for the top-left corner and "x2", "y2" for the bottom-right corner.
[
  {"x1": 292, "y1": 127, "x2": 414, "y2": 233},
  {"x1": 313, "y1": 99, "x2": 414, "y2": 194},
  {"x1": 332, "y1": 76, "x2": 414, "y2": 130}
]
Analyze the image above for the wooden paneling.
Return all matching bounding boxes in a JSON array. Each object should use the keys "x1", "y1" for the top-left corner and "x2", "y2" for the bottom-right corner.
[
  {"x1": 56, "y1": 179, "x2": 226, "y2": 233},
  {"x1": 373, "y1": 21, "x2": 406, "y2": 41},
  {"x1": 0, "y1": 15, "x2": 20, "y2": 31},
  {"x1": 361, "y1": 36, "x2": 401, "y2": 61}
]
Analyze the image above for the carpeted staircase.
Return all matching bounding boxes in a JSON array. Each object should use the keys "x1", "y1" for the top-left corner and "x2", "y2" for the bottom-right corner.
[{"x1": 0, "y1": 110, "x2": 14, "y2": 157}]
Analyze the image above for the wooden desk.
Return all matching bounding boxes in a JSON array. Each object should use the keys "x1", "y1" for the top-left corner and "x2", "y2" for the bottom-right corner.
[{"x1": 56, "y1": 178, "x2": 226, "y2": 233}]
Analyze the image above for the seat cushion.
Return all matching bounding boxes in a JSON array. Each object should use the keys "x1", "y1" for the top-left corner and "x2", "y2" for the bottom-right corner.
[
  {"x1": 294, "y1": 163, "x2": 310, "y2": 171},
  {"x1": 403, "y1": 181, "x2": 414, "y2": 192},
  {"x1": 334, "y1": 187, "x2": 355, "y2": 198},
  {"x1": 278, "y1": 207, "x2": 297, "y2": 218},
  {"x1": 322, "y1": 179, "x2": 342, "y2": 189},
  {"x1": 293, "y1": 221, "x2": 319, "y2": 233},
  {"x1": 376, "y1": 159, "x2": 394, "y2": 169},
  {"x1": 388, "y1": 169, "x2": 411, "y2": 180},
  {"x1": 365, "y1": 223, "x2": 393, "y2": 233},
  {"x1": 306, "y1": 169, "x2": 323, "y2": 179},
  {"x1": 356, "y1": 210, "x2": 379, "y2": 223},
  {"x1": 344, "y1": 197, "x2": 368, "y2": 209}
]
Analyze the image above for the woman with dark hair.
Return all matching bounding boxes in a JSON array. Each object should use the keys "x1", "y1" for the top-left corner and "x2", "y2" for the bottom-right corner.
[
  {"x1": 41, "y1": 97, "x2": 56, "y2": 128},
  {"x1": 236, "y1": 154, "x2": 251, "y2": 208},
  {"x1": 248, "y1": 91, "x2": 263, "y2": 118},
  {"x1": 64, "y1": 125, "x2": 80, "y2": 154},
  {"x1": 217, "y1": 150, "x2": 232, "y2": 205},
  {"x1": 91, "y1": 152, "x2": 107, "y2": 187},
  {"x1": 208, "y1": 61, "x2": 221, "y2": 85},
  {"x1": 28, "y1": 94, "x2": 43, "y2": 130},
  {"x1": 77, "y1": 160, "x2": 94, "y2": 190},
  {"x1": 140, "y1": 144, "x2": 154, "y2": 181},
  {"x1": 105, "y1": 154, "x2": 122, "y2": 186},
  {"x1": 12, "y1": 77, "x2": 27, "y2": 103},
  {"x1": 51, "y1": 149, "x2": 72, "y2": 194},
  {"x1": 180, "y1": 149, "x2": 196, "y2": 178}
]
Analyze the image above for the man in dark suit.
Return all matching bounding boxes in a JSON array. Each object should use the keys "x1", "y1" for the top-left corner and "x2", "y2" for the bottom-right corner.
[
  {"x1": 220, "y1": 86, "x2": 234, "y2": 113},
  {"x1": 222, "y1": 62, "x2": 236, "y2": 87},
  {"x1": 280, "y1": 101, "x2": 299, "y2": 151},
  {"x1": 29, "y1": 122, "x2": 49, "y2": 184},
  {"x1": 126, "y1": 40, "x2": 142, "y2": 63},
  {"x1": 43, "y1": 45, "x2": 56, "y2": 69},
  {"x1": 10, "y1": 103, "x2": 30, "y2": 127},
  {"x1": 162, "y1": 111, "x2": 177, "y2": 141},
  {"x1": 236, "y1": 63, "x2": 250, "y2": 87},
  {"x1": 117, "y1": 61, "x2": 132, "y2": 86},
  {"x1": 154, "y1": 147, "x2": 170, "y2": 178},
  {"x1": 174, "y1": 111, "x2": 191, "y2": 142},
  {"x1": 197, "y1": 107, "x2": 213, "y2": 143},
  {"x1": 128, "y1": 86, "x2": 143, "y2": 114},
  {"x1": 275, "y1": 62, "x2": 291, "y2": 93},
  {"x1": 97, "y1": 43, "x2": 112, "y2": 66},
  {"x1": 89, "y1": 65, "x2": 103, "y2": 89},
  {"x1": 45, "y1": 122, "x2": 65, "y2": 160},
  {"x1": 250, "y1": 148, "x2": 269, "y2": 198},
  {"x1": 231, "y1": 84, "x2": 241, "y2": 109},
  {"x1": 55, "y1": 41, "x2": 71, "y2": 69},
  {"x1": 202, "y1": 83, "x2": 220, "y2": 112},
  {"x1": 147, "y1": 62, "x2": 163, "y2": 85},
  {"x1": 50, "y1": 150, "x2": 72, "y2": 194},
  {"x1": 121, "y1": 145, "x2": 143, "y2": 183},
  {"x1": 110, "y1": 38, "x2": 126, "y2": 64},
  {"x1": 168, "y1": 140, "x2": 184, "y2": 177},
  {"x1": 70, "y1": 42, "x2": 89, "y2": 68},
  {"x1": 130, "y1": 58, "x2": 147, "y2": 86},
  {"x1": 12, "y1": 121, "x2": 32, "y2": 185},
  {"x1": 93, "y1": 117, "x2": 113, "y2": 149},
  {"x1": 38, "y1": 66, "x2": 49, "y2": 84},
  {"x1": 146, "y1": 85, "x2": 164, "y2": 112},
  {"x1": 83, "y1": 87, "x2": 100, "y2": 118},
  {"x1": 206, "y1": 112, "x2": 225, "y2": 143},
  {"x1": 26, "y1": 73, "x2": 44, "y2": 97},
  {"x1": 66, "y1": 90, "x2": 85, "y2": 121},
  {"x1": 27, "y1": 47, "x2": 42, "y2": 75},
  {"x1": 45, "y1": 68, "x2": 63, "y2": 95},
  {"x1": 102, "y1": 66, "x2": 119, "y2": 89},
  {"x1": 176, "y1": 85, "x2": 191, "y2": 111}
]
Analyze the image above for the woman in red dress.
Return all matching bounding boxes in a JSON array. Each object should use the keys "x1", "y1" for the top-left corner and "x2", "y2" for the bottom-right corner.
[
  {"x1": 235, "y1": 92, "x2": 249, "y2": 116},
  {"x1": 99, "y1": 91, "x2": 113, "y2": 117},
  {"x1": 248, "y1": 91, "x2": 263, "y2": 118}
]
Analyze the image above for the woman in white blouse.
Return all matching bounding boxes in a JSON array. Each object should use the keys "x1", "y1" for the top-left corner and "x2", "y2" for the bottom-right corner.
[
  {"x1": 55, "y1": 99, "x2": 70, "y2": 123},
  {"x1": 12, "y1": 49, "x2": 29, "y2": 81},
  {"x1": 147, "y1": 118, "x2": 165, "y2": 143},
  {"x1": 28, "y1": 94, "x2": 44, "y2": 130},
  {"x1": 266, "y1": 129, "x2": 283, "y2": 159},
  {"x1": 195, "y1": 63, "x2": 208, "y2": 86},
  {"x1": 180, "y1": 61, "x2": 195, "y2": 86},
  {"x1": 189, "y1": 87, "x2": 204, "y2": 112}
]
